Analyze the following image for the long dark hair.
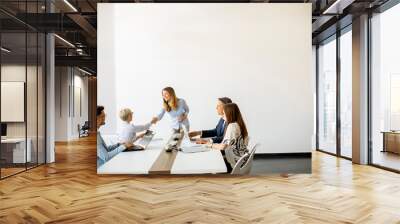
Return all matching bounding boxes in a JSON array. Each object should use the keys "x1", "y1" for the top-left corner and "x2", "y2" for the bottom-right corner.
[{"x1": 223, "y1": 103, "x2": 248, "y2": 138}]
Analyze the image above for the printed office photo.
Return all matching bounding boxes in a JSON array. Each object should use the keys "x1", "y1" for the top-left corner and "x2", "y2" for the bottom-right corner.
[
  {"x1": 97, "y1": 3, "x2": 313, "y2": 175},
  {"x1": 3, "y1": 0, "x2": 400, "y2": 222}
]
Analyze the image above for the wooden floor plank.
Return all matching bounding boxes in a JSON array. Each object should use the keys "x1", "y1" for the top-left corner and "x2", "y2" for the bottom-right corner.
[{"x1": 0, "y1": 134, "x2": 399, "y2": 223}]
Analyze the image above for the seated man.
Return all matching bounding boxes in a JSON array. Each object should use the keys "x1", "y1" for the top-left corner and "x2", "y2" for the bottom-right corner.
[
  {"x1": 189, "y1": 97, "x2": 232, "y2": 144},
  {"x1": 97, "y1": 105, "x2": 133, "y2": 167}
]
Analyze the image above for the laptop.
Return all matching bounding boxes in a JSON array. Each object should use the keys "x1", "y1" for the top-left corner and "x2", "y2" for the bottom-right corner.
[{"x1": 124, "y1": 130, "x2": 155, "y2": 151}]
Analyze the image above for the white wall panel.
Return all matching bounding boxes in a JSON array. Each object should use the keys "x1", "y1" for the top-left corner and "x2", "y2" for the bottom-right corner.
[{"x1": 98, "y1": 3, "x2": 313, "y2": 153}]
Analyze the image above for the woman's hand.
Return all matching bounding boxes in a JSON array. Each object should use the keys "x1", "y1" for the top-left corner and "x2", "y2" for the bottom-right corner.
[
  {"x1": 151, "y1": 117, "x2": 158, "y2": 124},
  {"x1": 137, "y1": 133, "x2": 146, "y2": 139},
  {"x1": 178, "y1": 113, "x2": 187, "y2": 122},
  {"x1": 208, "y1": 143, "x2": 227, "y2": 150},
  {"x1": 196, "y1": 139, "x2": 209, "y2": 144}
]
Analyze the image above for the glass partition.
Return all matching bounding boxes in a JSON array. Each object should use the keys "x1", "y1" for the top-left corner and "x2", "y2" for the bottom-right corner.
[
  {"x1": 0, "y1": 2, "x2": 46, "y2": 179},
  {"x1": 1, "y1": 31, "x2": 28, "y2": 178}
]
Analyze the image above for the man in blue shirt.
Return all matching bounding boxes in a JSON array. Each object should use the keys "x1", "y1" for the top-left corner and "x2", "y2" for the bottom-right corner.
[
  {"x1": 97, "y1": 106, "x2": 133, "y2": 168},
  {"x1": 188, "y1": 97, "x2": 232, "y2": 144}
]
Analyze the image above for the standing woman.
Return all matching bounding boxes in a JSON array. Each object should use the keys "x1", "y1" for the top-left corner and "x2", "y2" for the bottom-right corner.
[
  {"x1": 207, "y1": 103, "x2": 249, "y2": 172},
  {"x1": 153, "y1": 87, "x2": 190, "y2": 132}
]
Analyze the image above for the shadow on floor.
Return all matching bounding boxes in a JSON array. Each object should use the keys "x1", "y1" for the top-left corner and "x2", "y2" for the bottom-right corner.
[{"x1": 250, "y1": 157, "x2": 311, "y2": 174}]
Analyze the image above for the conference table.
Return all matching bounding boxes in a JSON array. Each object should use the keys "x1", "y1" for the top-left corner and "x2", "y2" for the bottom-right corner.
[{"x1": 97, "y1": 137, "x2": 227, "y2": 174}]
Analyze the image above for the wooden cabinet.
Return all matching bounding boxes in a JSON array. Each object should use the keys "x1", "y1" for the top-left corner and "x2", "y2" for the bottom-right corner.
[{"x1": 382, "y1": 132, "x2": 400, "y2": 154}]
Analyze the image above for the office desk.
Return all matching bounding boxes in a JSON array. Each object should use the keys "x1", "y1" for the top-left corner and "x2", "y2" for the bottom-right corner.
[
  {"x1": 1, "y1": 138, "x2": 32, "y2": 163},
  {"x1": 97, "y1": 137, "x2": 227, "y2": 175}
]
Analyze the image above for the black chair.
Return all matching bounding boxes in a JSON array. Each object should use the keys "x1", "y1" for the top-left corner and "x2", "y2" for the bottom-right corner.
[{"x1": 78, "y1": 121, "x2": 90, "y2": 138}]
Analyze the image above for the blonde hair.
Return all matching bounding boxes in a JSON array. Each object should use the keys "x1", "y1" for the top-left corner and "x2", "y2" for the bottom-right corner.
[
  {"x1": 119, "y1": 108, "x2": 132, "y2": 122},
  {"x1": 162, "y1": 87, "x2": 178, "y2": 112}
]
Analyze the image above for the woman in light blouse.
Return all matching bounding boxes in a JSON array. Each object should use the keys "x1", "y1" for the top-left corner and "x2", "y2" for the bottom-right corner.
[
  {"x1": 153, "y1": 87, "x2": 190, "y2": 132},
  {"x1": 206, "y1": 103, "x2": 249, "y2": 172}
]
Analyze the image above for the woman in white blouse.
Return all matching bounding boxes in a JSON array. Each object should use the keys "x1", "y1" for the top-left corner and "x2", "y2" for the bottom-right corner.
[
  {"x1": 118, "y1": 108, "x2": 157, "y2": 144},
  {"x1": 206, "y1": 103, "x2": 249, "y2": 172}
]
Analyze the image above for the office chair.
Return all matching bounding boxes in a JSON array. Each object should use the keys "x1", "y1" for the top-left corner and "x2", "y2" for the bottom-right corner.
[
  {"x1": 78, "y1": 121, "x2": 90, "y2": 138},
  {"x1": 231, "y1": 143, "x2": 259, "y2": 175}
]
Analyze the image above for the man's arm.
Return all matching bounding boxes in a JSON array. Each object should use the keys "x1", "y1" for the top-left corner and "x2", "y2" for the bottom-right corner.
[
  {"x1": 99, "y1": 133, "x2": 122, "y2": 152},
  {"x1": 98, "y1": 134, "x2": 126, "y2": 162},
  {"x1": 201, "y1": 119, "x2": 223, "y2": 138},
  {"x1": 132, "y1": 123, "x2": 151, "y2": 133},
  {"x1": 105, "y1": 142, "x2": 124, "y2": 152},
  {"x1": 106, "y1": 144, "x2": 126, "y2": 159},
  {"x1": 201, "y1": 128, "x2": 218, "y2": 138},
  {"x1": 210, "y1": 136, "x2": 223, "y2": 144}
]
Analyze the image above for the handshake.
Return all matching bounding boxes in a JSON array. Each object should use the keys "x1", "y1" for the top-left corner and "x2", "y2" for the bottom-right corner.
[{"x1": 150, "y1": 117, "x2": 159, "y2": 125}]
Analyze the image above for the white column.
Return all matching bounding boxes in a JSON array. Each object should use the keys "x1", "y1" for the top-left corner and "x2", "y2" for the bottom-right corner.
[
  {"x1": 352, "y1": 14, "x2": 369, "y2": 164},
  {"x1": 46, "y1": 32, "x2": 55, "y2": 163}
]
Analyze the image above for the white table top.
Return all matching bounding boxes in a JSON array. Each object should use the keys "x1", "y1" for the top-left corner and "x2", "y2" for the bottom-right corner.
[
  {"x1": 1, "y1": 138, "x2": 28, "y2": 143},
  {"x1": 97, "y1": 137, "x2": 227, "y2": 175},
  {"x1": 171, "y1": 148, "x2": 227, "y2": 174},
  {"x1": 97, "y1": 139, "x2": 164, "y2": 174}
]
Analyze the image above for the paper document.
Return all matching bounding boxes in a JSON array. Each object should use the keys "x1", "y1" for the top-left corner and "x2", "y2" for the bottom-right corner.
[{"x1": 180, "y1": 145, "x2": 209, "y2": 153}]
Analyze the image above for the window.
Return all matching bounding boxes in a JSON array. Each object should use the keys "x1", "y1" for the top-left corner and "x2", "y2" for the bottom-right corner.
[
  {"x1": 318, "y1": 37, "x2": 337, "y2": 154},
  {"x1": 339, "y1": 28, "x2": 352, "y2": 158},
  {"x1": 371, "y1": 2, "x2": 400, "y2": 171}
]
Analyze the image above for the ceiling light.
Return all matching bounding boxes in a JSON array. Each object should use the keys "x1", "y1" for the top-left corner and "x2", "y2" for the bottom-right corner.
[
  {"x1": 63, "y1": 0, "x2": 78, "y2": 12},
  {"x1": 78, "y1": 67, "x2": 93, "y2": 76},
  {"x1": 1, "y1": 47, "x2": 11, "y2": 53},
  {"x1": 54, "y1": 34, "x2": 75, "y2": 48},
  {"x1": 323, "y1": 0, "x2": 343, "y2": 14},
  {"x1": 323, "y1": 0, "x2": 354, "y2": 14}
]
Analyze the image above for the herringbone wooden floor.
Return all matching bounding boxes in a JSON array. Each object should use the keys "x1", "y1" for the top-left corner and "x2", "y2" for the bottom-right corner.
[{"x1": 1, "y1": 135, "x2": 400, "y2": 224}]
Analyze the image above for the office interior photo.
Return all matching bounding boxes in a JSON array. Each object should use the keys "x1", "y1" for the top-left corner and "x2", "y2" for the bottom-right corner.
[{"x1": 0, "y1": 0, "x2": 400, "y2": 223}]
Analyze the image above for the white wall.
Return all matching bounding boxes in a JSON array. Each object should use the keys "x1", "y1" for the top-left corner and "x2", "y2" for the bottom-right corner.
[
  {"x1": 55, "y1": 67, "x2": 69, "y2": 141},
  {"x1": 55, "y1": 67, "x2": 89, "y2": 141},
  {"x1": 98, "y1": 3, "x2": 313, "y2": 153},
  {"x1": 312, "y1": 45, "x2": 317, "y2": 150}
]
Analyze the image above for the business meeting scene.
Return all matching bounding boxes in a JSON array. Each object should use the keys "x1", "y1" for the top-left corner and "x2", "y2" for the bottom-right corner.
[
  {"x1": 96, "y1": 4, "x2": 313, "y2": 175},
  {"x1": 1, "y1": 1, "x2": 399, "y2": 223}
]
